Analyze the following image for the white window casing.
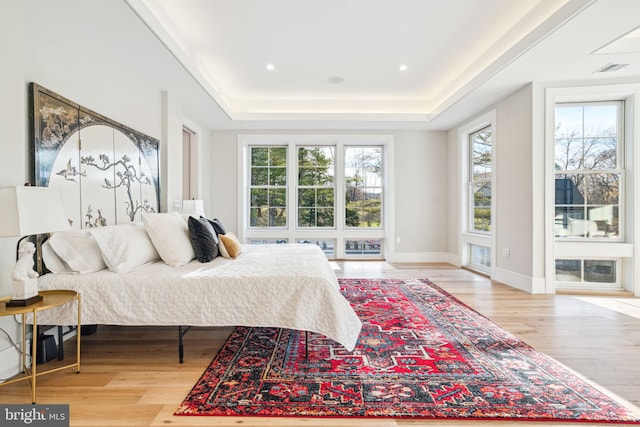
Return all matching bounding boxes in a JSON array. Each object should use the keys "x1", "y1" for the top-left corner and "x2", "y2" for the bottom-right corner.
[
  {"x1": 237, "y1": 134, "x2": 394, "y2": 260},
  {"x1": 545, "y1": 83, "x2": 640, "y2": 295}
]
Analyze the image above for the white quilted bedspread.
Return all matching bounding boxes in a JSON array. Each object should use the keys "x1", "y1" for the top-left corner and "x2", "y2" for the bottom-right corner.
[{"x1": 36, "y1": 244, "x2": 362, "y2": 351}]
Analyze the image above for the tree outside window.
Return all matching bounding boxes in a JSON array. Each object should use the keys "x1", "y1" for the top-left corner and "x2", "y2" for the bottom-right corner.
[
  {"x1": 250, "y1": 146, "x2": 287, "y2": 227},
  {"x1": 554, "y1": 102, "x2": 621, "y2": 239},
  {"x1": 297, "y1": 146, "x2": 335, "y2": 227},
  {"x1": 469, "y1": 126, "x2": 492, "y2": 233},
  {"x1": 344, "y1": 146, "x2": 383, "y2": 228}
]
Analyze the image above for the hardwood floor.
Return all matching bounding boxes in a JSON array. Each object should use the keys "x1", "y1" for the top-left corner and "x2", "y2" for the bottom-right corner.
[{"x1": 1, "y1": 262, "x2": 639, "y2": 426}]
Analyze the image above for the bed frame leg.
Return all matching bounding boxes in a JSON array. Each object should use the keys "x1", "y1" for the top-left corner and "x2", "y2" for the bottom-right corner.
[
  {"x1": 178, "y1": 326, "x2": 193, "y2": 363},
  {"x1": 178, "y1": 326, "x2": 185, "y2": 363}
]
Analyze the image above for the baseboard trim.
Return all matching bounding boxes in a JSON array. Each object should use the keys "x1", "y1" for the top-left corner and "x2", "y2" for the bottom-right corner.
[
  {"x1": 386, "y1": 252, "x2": 451, "y2": 263},
  {"x1": 493, "y1": 268, "x2": 539, "y2": 294}
]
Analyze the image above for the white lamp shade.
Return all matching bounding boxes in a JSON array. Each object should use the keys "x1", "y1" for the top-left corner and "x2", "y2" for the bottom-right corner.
[
  {"x1": 182, "y1": 199, "x2": 205, "y2": 217},
  {"x1": 0, "y1": 186, "x2": 71, "y2": 237}
]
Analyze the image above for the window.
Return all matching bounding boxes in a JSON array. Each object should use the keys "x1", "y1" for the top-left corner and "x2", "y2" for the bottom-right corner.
[
  {"x1": 344, "y1": 146, "x2": 383, "y2": 228},
  {"x1": 469, "y1": 244, "x2": 491, "y2": 271},
  {"x1": 297, "y1": 239, "x2": 335, "y2": 257},
  {"x1": 551, "y1": 99, "x2": 627, "y2": 291},
  {"x1": 555, "y1": 259, "x2": 618, "y2": 287},
  {"x1": 345, "y1": 239, "x2": 382, "y2": 257},
  {"x1": 554, "y1": 102, "x2": 622, "y2": 239},
  {"x1": 469, "y1": 126, "x2": 492, "y2": 233},
  {"x1": 248, "y1": 239, "x2": 288, "y2": 244},
  {"x1": 240, "y1": 135, "x2": 391, "y2": 259},
  {"x1": 297, "y1": 146, "x2": 335, "y2": 227},
  {"x1": 546, "y1": 86, "x2": 638, "y2": 294},
  {"x1": 249, "y1": 146, "x2": 287, "y2": 227},
  {"x1": 459, "y1": 111, "x2": 495, "y2": 276}
]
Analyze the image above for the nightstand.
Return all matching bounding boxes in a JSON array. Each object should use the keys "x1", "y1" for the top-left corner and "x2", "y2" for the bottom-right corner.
[{"x1": 0, "y1": 290, "x2": 81, "y2": 403}]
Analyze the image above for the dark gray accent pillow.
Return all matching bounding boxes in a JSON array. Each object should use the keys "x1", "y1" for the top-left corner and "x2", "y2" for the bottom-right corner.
[
  {"x1": 206, "y1": 217, "x2": 227, "y2": 236},
  {"x1": 188, "y1": 216, "x2": 219, "y2": 263}
]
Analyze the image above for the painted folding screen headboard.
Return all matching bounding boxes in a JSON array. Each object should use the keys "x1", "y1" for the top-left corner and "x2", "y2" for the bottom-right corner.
[{"x1": 29, "y1": 83, "x2": 160, "y2": 229}]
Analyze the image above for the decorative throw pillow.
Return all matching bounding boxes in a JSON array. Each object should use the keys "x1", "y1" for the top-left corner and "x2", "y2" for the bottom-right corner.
[
  {"x1": 46, "y1": 230, "x2": 107, "y2": 274},
  {"x1": 142, "y1": 212, "x2": 195, "y2": 267},
  {"x1": 207, "y1": 217, "x2": 227, "y2": 235},
  {"x1": 42, "y1": 240, "x2": 75, "y2": 274},
  {"x1": 218, "y1": 232, "x2": 242, "y2": 259},
  {"x1": 217, "y1": 235, "x2": 230, "y2": 258},
  {"x1": 188, "y1": 216, "x2": 219, "y2": 263},
  {"x1": 90, "y1": 223, "x2": 159, "y2": 273}
]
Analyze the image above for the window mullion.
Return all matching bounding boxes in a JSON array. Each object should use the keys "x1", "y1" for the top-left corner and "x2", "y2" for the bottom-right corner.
[
  {"x1": 289, "y1": 143, "x2": 297, "y2": 240},
  {"x1": 335, "y1": 141, "x2": 345, "y2": 258}
]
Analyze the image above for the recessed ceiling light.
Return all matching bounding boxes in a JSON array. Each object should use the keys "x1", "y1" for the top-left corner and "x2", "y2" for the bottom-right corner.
[
  {"x1": 266, "y1": 63, "x2": 275, "y2": 71},
  {"x1": 327, "y1": 76, "x2": 345, "y2": 84},
  {"x1": 399, "y1": 64, "x2": 408, "y2": 71}
]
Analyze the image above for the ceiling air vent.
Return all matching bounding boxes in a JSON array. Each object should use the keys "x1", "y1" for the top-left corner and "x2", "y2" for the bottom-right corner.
[{"x1": 594, "y1": 63, "x2": 629, "y2": 73}]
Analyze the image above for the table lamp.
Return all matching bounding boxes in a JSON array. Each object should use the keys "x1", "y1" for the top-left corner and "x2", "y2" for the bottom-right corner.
[
  {"x1": 182, "y1": 199, "x2": 205, "y2": 217},
  {"x1": 0, "y1": 185, "x2": 70, "y2": 306}
]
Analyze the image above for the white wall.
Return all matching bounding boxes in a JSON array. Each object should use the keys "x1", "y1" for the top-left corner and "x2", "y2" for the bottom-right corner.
[
  {"x1": 393, "y1": 131, "x2": 449, "y2": 260},
  {"x1": 0, "y1": 0, "x2": 214, "y2": 379},
  {"x1": 0, "y1": 0, "x2": 28, "y2": 381},
  {"x1": 493, "y1": 85, "x2": 536, "y2": 289},
  {"x1": 24, "y1": 1, "x2": 162, "y2": 141},
  {"x1": 207, "y1": 131, "x2": 240, "y2": 232},
  {"x1": 448, "y1": 84, "x2": 540, "y2": 292},
  {"x1": 22, "y1": 0, "x2": 217, "y2": 212},
  {"x1": 447, "y1": 128, "x2": 459, "y2": 263},
  {"x1": 209, "y1": 130, "x2": 449, "y2": 261}
]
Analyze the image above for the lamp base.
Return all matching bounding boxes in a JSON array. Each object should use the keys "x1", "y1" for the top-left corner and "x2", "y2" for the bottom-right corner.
[{"x1": 6, "y1": 294, "x2": 43, "y2": 307}]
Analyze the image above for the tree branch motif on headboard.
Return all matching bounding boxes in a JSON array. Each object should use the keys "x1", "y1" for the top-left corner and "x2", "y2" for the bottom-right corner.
[
  {"x1": 81, "y1": 153, "x2": 156, "y2": 222},
  {"x1": 29, "y1": 83, "x2": 160, "y2": 228}
]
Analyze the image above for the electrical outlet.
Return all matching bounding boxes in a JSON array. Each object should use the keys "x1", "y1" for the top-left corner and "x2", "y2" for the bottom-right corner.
[
  {"x1": 502, "y1": 248, "x2": 510, "y2": 258},
  {"x1": 396, "y1": 236, "x2": 401, "y2": 244}
]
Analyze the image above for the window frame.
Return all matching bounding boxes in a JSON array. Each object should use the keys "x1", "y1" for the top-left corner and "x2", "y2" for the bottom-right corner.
[
  {"x1": 238, "y1": 134, "x2": 393, "y2": 260},
  {"x1": 469, "y1": 244, "x2": 491, "y2": 273},
  {"x1": 554, "y1": 100, "x2": 625, "y2": 243},
  {"x1": 544, "y1": 84, "x2": 639, "y2": 295},
  {"x1": 458, "y1": 110, "x2": 496, "y2": 276},
  {"x1": 297, "y1": 145, "x2": 336, "y2": 229},
  {"x1": 555, "y1": 257, "x2": 621, "y2": 290},
  {"x1": 468, "y1": 125, "x2": 492, "y2": 235},
  {"x1": 344, "y1": 145, "x2": 384, "y2": 231},
  {"x1": 248, "y1": 145, "x2": 289, "y2": 229}
]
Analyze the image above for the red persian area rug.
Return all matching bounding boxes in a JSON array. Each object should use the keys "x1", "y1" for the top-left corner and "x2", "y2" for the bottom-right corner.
[{"x1": 175, "y1": 278, "x2": 640, "y2": 423}]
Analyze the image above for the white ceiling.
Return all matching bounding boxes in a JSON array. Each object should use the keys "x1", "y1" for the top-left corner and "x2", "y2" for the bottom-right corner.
[{"x1": 125, "y1": 0, "x2": 640, "y2": 130}]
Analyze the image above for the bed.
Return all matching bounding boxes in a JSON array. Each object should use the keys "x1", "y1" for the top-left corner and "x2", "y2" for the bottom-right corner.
[{"x1": 33, "y1": 215, "x2": 362, "y2": 362}]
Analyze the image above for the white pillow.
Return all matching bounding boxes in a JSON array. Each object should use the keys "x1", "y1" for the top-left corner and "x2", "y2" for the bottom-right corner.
[
  {"x1": 90, "y1": 223, "x2": 159, "y2": 273},
  {"x1": 178, "y1": 213, "x2": 197, "y2": 223},
  {"x1": 142, "y1": 212, "x2": 195, "y2": 267},
  {"x1": 42, "y1": 240, "x2": 75, "y2": 274},
  {"x1": 47, "y1": 230, "x2": 107, "y2": 274}
]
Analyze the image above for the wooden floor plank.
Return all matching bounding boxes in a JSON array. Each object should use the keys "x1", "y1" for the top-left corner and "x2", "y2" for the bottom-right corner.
[{"x1": 1, "y1": 262, "x2": 638, "y2": 426}]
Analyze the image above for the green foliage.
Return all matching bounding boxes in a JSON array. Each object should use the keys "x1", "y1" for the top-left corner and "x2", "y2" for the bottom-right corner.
[
  {"x1": 251, "y1": 145, "x2": 385, "y2": 229},
  {"x1": 473, "y1": 208, "x2": 491, "y2": 232},
  {"x1": 345, "y1": 207, "x2": 360, "y2": 227},
  {"x1": 345, "y1": 197, "x2": 382, "y2": 227}
]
